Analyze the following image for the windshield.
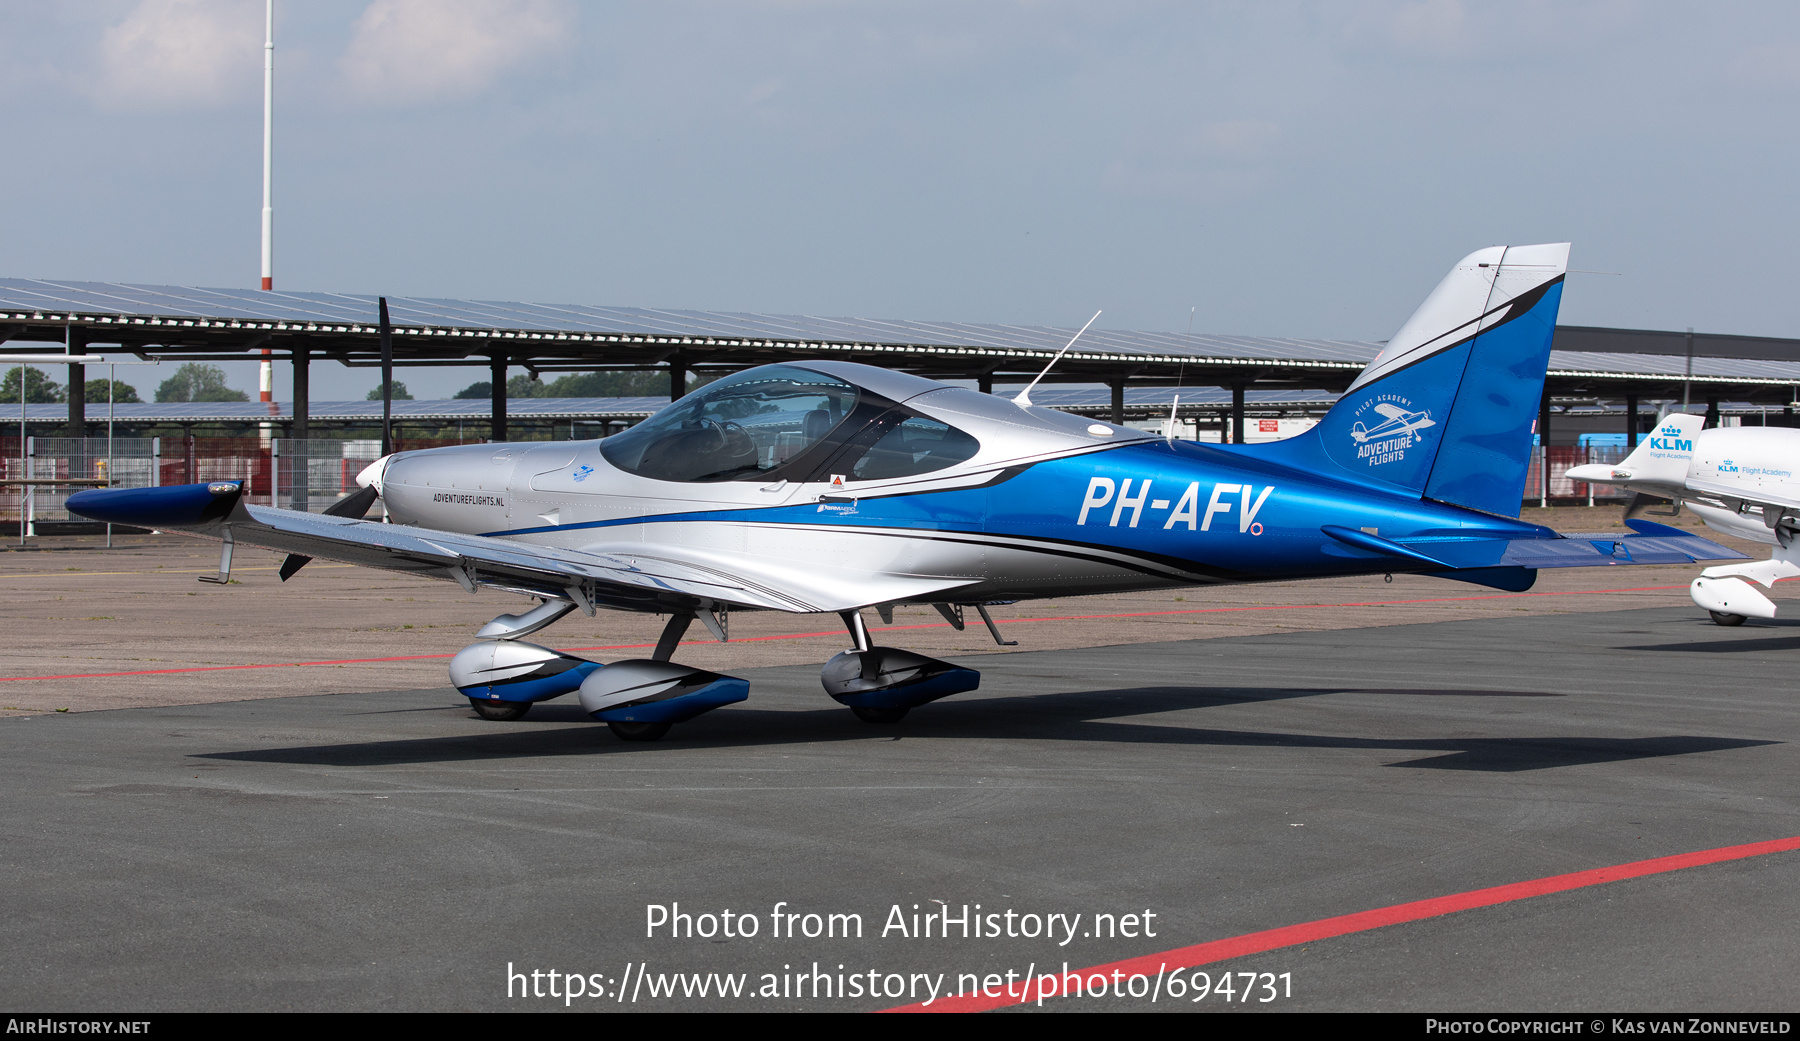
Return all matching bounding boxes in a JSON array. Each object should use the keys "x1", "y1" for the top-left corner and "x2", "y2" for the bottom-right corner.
[{"x1": 600, "y1": 365, "x2": 860, "y2": 482}]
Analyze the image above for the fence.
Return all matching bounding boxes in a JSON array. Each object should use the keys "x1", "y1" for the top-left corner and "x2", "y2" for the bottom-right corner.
[
  {"x1": 3, "y1": 437, "x2": 1643, "y2": 534},
  {"x1": 1523, "y1": 445, "x2": 1633, "y2": 506}
]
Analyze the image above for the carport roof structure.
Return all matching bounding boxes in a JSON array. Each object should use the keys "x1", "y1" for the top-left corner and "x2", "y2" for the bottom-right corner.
[
  {"x1": 1, "y1": 278, "x2": 1798, "y2": 440},
  {"x1": 0, "y1": 278, "x2": 1376, "y2": 384}
]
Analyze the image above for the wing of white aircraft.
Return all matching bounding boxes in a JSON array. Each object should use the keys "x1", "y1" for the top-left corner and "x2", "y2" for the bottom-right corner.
[{"x1": 1373, "y1": 402, "x2": 1410, "y2": 421}]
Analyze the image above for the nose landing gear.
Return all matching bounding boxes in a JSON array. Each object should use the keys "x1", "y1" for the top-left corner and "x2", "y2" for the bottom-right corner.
[{"x1": 821, "y1": 610, "x2": 979, "y2": 724}]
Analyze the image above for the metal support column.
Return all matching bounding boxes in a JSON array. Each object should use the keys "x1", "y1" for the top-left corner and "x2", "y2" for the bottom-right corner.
[
  {"x1": 1705, "y1": 397, "x2": 1719, "y2": 429},
  {"x1": 65, "y1": 337, "x2": 86, "y2": 438},
  {"x1": 1109, "y1": 381, "x2": 1125, "y2": 426},
  {"x1": 490, "y1": 355, "x2": 508, "y2": 443},
  {"x1": 977, "y1": 374, "x2": 992, "y2": 395},
  {"x1": 1625, "y1": 393, "x2": 1638, "y2": 447},
  {"x1": 291, "y1": 346, "x2": 308, "y2": 510},
  {"x1": 378, "y1": 297, "x2": 393, "y2": 456},
  {"x1": 1230, "y1": 383, "x2": 1246, "y2": 444},
  {"x1": 669, "y1": 356, "x2": 687, "y2": 402},
  {"x1": 290, "y1": 347, "x2": 309, "y2": 441},
  {"x1": 1538, "y1": 387, "x2": 1552, "y2": 507}
]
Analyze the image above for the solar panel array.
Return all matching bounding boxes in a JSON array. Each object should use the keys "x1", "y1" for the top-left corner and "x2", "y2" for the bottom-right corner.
[
  {"x1": 1, "y1": 278, "x2": 1796, "y2": 386},
  {"x1": 0, "y1": 278, "x2": 1378, "y2": 364}
]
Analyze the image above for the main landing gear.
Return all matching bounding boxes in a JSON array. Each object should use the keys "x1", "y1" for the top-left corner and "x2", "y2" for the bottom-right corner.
[
  {"x1": 451, "y1": 604, "x2": 746, "y2": 742},
  {"x1": 452, "y1": 600, "x2": 998, "y2": 738}
]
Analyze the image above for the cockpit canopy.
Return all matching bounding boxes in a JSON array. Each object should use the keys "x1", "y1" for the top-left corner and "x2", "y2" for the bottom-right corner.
[{"x1": 600, "y1": 364, "x2": 979, "y2": 484}]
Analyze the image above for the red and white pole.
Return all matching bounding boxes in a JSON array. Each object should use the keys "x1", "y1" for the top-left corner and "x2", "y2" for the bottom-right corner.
[
  {"x1": 260, "y1": 0, "x2": 275, "y2": 459},
  {"x1": 260, "y1": 0, "x2": 273, "y2": 293}
]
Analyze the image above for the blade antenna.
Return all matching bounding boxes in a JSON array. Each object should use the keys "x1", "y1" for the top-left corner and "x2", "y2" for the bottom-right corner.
[
  {"x1": 1166, "y1": 394, "x2": 1180, "y2": 443},
  {"x1": 1013, "y1": 310, "x2": 1101, "y2": 408}
]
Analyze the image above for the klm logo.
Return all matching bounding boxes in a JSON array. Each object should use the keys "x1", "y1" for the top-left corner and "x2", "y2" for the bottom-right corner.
[
  {"x1": 1078, "y1": 477, "x2": 1273, "y2": 535},
  {"x1": 1721, "y1": 459, "x2": 1739, "y2": 473},
  {"x1": 1648, "y1": 436, "x2": 1692, "y2": 452}
]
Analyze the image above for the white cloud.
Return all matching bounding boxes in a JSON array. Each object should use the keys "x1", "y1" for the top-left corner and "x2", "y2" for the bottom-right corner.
[
  {"x1": 1100, "y1": 120, "x2": 1284, "y2": 204},
  {"x1": 1186, "y1": 120, "x2": 1282, "y2": 161},
  {"x1": 93, "y1": 0, "x2": 261, "y2": 110},
  {"x1": 1731, "y1": 41, "x2": 1800, "y2": 88},
  {"x1": 339, "y1": 0, "x2": 574, "y2": 106},
  {"x1": 1382, "y1": 0, "x2": 1473, "y2": 56}
]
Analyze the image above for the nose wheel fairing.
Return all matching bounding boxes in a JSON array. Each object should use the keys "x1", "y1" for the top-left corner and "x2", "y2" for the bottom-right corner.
[{"x1": 820, "y1": 647, "x2": 980, "y2": 710}]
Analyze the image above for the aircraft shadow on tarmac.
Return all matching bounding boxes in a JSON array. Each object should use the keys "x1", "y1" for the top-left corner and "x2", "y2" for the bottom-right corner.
[
  {"x1": 193, "y1": 684, "x2": 1772, "y2": 774},
  {"x1": 1620, "y1": 633, "x2": 1800, "y2": 654}
]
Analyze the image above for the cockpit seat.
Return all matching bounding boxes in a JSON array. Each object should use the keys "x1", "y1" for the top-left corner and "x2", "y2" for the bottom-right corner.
[{"x1": 802, "y1": 409, "x2": 835, "y2": 442}]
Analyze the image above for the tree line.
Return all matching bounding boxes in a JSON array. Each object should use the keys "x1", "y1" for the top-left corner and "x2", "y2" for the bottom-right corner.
[{"x1": 0, "y1": 362, "x2": 249, "y2": 404}]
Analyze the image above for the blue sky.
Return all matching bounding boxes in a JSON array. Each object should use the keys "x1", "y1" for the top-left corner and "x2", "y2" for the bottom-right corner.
[{"x1": 2, "y1": 1, "x2": 1797, "y2": 400}]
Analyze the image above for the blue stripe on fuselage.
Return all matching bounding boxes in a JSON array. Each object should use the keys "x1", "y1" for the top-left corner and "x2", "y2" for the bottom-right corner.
[{"x1": 476, "y1": 441, "x2": 1556, "y2": 580}]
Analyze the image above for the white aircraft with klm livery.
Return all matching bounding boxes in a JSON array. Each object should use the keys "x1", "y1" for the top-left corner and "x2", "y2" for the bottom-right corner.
[
  {"x1": 1568, "y1": 416, "x2": 1800, "y2": 625},
  {"x1": 68, "y1": 244, "x2": 1743, "y2": 741}
]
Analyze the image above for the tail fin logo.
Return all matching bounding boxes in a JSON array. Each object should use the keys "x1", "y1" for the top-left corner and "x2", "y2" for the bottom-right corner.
[{"x1": 1349, "y1": 396, "x2": 1436, "y2": 467}]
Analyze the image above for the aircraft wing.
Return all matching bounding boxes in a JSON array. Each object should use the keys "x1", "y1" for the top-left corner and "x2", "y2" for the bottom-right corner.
[
  {"x1": 67, "y1": 482, "x2": 974, "y2": 615},
  {"x1": 1682, "y1": 478, "x2": 1800, "y2": 512},
  {"x1": 1372, "y1": 402, "x2": 1409, "y2": 421}
]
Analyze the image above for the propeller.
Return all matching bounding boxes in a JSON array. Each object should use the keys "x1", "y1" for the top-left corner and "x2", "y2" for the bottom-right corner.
[{"x1": 278, "y1": 484, "x2": 382, "y2": 581}]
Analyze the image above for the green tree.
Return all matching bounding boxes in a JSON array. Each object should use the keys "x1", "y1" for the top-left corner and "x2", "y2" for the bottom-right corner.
[
  {"x1": 156, "y1": 363, "x2": 248, "y2": 403},
  {"x1": 542, "y1": 370, "x2": 672, "y2": 397},
  {"x1": 0, "y1": 366, "x2": 65, "y2": 404},
  {"x1": 366, "y1": 380, "x2": 413, "y2": 401},
  {"x1": 454, "y1": 369, "x2": 696, "y2": 400},
  {"x1": 84, "y1": 378, "x2": 141, "y2": 404}
]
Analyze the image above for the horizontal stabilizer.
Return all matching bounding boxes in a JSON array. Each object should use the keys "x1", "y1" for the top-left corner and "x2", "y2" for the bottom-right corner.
[{"x1": 1323, "y1": 525, "x2": 1744, "y2": 573}]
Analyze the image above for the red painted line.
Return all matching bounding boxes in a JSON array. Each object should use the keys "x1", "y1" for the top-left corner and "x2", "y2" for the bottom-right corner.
[
  {"x1": 880, "y1": 834, "x2": 1800, "y2": 1013},
  {"x1": 0, "y1": 581, "x2": 1701, "y2": 684}
]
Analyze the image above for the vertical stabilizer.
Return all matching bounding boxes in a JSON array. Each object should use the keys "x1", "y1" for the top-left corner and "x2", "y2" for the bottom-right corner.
[
  {"x1": 1295, "y1": 244, "x2": 1569, "y2": 515},
  {"x1": 1565, "y1": 413, "x2": 1702, "y2": 493}
]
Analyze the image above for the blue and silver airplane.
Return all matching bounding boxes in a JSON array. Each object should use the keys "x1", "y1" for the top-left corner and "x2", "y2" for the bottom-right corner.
[{"x1": 69, "y1": 243, "x2": 1741, "y2": 741}]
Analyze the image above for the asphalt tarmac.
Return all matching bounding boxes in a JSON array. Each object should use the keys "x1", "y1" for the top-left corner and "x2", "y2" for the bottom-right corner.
[{"x1": 3, "y1": 603, "x2": 1797, "y2": 1013}]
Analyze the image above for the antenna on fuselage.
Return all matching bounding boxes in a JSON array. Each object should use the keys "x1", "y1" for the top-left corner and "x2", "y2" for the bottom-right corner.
[
  {"x1": 1013, "y1": 310, "x2": 1101, "y2": 408},
  {"x1": 1166, "y1": 394, "x2": 1179, "y2": 443}
]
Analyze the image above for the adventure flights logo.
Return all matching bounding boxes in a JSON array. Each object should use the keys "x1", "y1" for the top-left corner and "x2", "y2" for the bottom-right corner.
[{"x1": 1349, "y1": 394, "x2": 1436, "y2": 467}]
